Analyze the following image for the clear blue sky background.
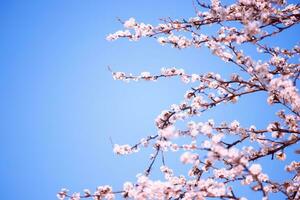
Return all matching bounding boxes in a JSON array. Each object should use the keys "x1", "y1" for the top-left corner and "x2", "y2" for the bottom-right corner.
[{"x1": 0, "y1": 1, "x2": 299, "y2": 200}]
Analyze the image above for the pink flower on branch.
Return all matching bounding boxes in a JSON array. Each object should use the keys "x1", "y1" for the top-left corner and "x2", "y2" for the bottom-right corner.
[{"x1": 59, "y1": 1, "x2": 300, "y2": 199}]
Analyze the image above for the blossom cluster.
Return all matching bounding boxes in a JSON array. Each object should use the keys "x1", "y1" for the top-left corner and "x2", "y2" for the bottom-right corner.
[{"x1": 59, "y1": 1, "x2": 300, "y2": 200}]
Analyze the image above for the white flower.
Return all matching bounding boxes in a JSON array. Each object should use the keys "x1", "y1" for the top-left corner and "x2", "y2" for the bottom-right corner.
[
  {"x1": 57, "y1": 188, "x2": 68, "y2": 200},
  {"x1": 124, "y1": 17, "x2": 136, "y2": 28},
  {"x1": 242, "y1": 175, "x2": 253, "y2": 185},
  {"x1": 181, "y1": 75, "x2": 190, "y2": 83},
  {"x1": 180, "y1": 152, "x2": 198, "y2": 164},
  {"x1": 285, "y1": 161, "x2": 300, "y2": 172},
  {"x1": 83, "y1": 189, "x2": 91, "y2": 197},
  {"x1": 267, "y1": 123, "x2": 276, "y2": 132},
  {"x1": 159, "y1": 125, "x2": 175, "y2": 139},
  {"x1": 245, "y1": 21, "x2": 260, "y2": 35},
  {"x1": 249, "y1": 164, "x2": 262, "y2": 175},
  {"x1": 191, "y1": 74, "x2": 200, "y2": 82},
  {"x1": 113, "y1": 144, "x2": 133, "y2": 155},
  {"x1": 258, "y1": 173, "x2": 269, "y2": 182},
  {"x1": 200, "y1": 124, "x2": 212, "y2": 135},
  {"x1": 123, "y1": 182, "x2": 133, "y2": 191},
  {"x1": 192, "y1": 96, "x2": 204, "y2": 109},
  {"x1": 188, "y1": 121, "x2": 199, "y2": 137},
  {"x1": 230, "y1": 120, "x2": 240, "y2": 130},
  {"x1": 157, "y1": 37, "x2": 166, "y2": 45},
  {"x1": 140, "y1": 71, "x2": 151, "y2": 78},
  {"x1": 106, "y1": 33, "x2": 116, "y2": 41},
  {"x1": 71, "y1": 193, "x2": 80, "y2": 200},
  {"x1": 212, "y1": 133, "x2": 223, "y2": 143}
]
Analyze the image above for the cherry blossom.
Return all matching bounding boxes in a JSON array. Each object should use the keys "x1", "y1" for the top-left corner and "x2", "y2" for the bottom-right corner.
[{"x1": 59, "y1": 1, "x2": 300, "y2": 199}]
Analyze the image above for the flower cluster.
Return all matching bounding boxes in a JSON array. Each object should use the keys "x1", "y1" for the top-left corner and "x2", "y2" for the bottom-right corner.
[{"x1": 59, "y1": 1, "x2": 300, "y2": 200}]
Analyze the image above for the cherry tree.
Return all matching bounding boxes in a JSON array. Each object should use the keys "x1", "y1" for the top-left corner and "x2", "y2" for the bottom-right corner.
[{"x1": 58, "y1": 0, "x2": 300, "y2": 199}]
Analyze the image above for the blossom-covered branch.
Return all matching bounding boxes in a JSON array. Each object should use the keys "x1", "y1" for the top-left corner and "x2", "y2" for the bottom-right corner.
[{"x1": 59, "y1": 0, "x2": 300, "y2": 199}]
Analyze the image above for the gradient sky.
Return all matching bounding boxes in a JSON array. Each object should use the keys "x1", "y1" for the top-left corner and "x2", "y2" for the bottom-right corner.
[{"x1": 0, "y1": 1, "x2": 299, "y2": 200}]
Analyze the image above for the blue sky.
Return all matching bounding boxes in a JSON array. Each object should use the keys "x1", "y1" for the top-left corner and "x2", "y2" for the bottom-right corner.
[{"x1": 0, "y1": 1, "x2": 299, "y2": 199}]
